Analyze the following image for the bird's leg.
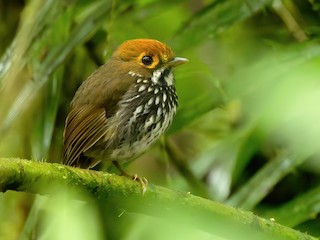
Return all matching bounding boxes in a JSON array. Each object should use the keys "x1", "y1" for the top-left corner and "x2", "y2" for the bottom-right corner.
[{"x1": 112, "y1": 160, "x2": 148, "y2": 194}]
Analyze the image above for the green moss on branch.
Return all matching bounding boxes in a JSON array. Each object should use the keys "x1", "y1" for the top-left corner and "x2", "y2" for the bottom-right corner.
[{"x1": 0, "y1": 158, "x2": 316, "y2": 240}]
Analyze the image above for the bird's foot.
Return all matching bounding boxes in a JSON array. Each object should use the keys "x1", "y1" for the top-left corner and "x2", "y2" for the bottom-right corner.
[
  {"x1": 131, "y1": 174, "x2": 148, "y2": 194},
  {"x1": 112, "y1": 161, "x2": 148, "y2": 194}
]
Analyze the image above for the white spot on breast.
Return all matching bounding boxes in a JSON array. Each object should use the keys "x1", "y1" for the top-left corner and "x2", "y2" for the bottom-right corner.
[
  {"x1": 128, "y1": 71, "x2": 135, "y2": 77},
  {"x1": 127, "y1": 105, "x2": 144, "y2": 129},
  {"x1": 109, "y1": 83, "x2": 178, "y2": 161},
  {"x1": 163, "y1": 93, "x2": 167, "y2": 102},
  {"x1": 155, "y1": 96, "x2": 160, "y2": 105},
  {"x1": 145, "y1": 115, "x2": 155, "y2": 128},
  {"x1": 154, "y1": 122, "x2": 161, "y2": 132},
  {"x1": 163, "y1": 108, "x2": 166, "y2": 114},
  {"x1": 134, "y1": 105, "x2": 143, "y2": 115},
  {"x1": 148, "y1": 97, "x2": 154, "y2": 105},
  {"x1": 138, "y1": 85, "x2": 146, "y2": 92},
  {"x1": 172, "y1": 107, "x2": 177, "y2": 115},
  {"x1": 165, "y1": 71, "x2": 174, "y2": 86},
  {"x1": 123, "y1": 94, "x2": 140, "y2": 103},
  {"x1": 129, "y1": 71, "x2": 143, "y2": 78}
]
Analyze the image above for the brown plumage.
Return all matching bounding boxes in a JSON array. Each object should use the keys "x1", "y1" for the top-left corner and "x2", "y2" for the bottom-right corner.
[{"x1": 62, "y1": 39, "x2": 188, "y2": 187}]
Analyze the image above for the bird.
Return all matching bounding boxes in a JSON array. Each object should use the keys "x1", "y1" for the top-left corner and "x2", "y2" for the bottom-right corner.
[{"x1": 62, "y1": 39, "x2": 188, "y2": 191}]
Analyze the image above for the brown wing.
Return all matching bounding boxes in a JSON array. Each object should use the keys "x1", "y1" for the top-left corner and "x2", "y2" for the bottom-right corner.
[
  {"x1": 62, "y1": 105, "x2": 108, "y2": 167},
  {"x1": 62, "y1": 59, "x2": 145, "y2": 167},
  {"x1": 69, "y1": 60, "x2": 144, "y2": 111}
]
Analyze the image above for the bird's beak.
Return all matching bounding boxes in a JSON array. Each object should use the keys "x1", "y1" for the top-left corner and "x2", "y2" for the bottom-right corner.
[{"x1": 168, "y1": 57, "x2": 189, "y2": 67}]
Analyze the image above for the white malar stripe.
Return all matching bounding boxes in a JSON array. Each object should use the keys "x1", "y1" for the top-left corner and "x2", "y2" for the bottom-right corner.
[
  {"x1": 165, "y1": 71, "x2": 174, "y2": 86},
  {"x1": 138, "y1": 85, "x2": 146, "y2": 92},
  {"x1": 151, "y1": 68, "x2": 163, "y2": 84}
]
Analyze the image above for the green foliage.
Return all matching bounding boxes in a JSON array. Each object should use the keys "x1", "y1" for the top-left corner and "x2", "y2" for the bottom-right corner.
[{"x1": 1, "y1": 0, "x2": 320, "y2": 239}]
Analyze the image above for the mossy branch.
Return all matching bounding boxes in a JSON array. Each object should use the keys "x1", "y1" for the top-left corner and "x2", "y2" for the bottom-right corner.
[{"x1": 0, "y1": 158, "x2": 316, "y2": 240}]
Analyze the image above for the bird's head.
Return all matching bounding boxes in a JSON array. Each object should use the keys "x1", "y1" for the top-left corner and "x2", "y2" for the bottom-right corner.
[{"x1": 113, "y1": 39, "x2": 188, "y2": 79}]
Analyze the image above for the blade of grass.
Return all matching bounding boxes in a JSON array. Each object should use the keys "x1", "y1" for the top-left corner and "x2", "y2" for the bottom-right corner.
[
  {"x1": 226, "y1": 152, "x2": 307, "y2": 210},
  {"x1": 262, "y1": 184, "x2": 320, "y2": 227},
  {"x1": 171, "y1": 0, "x2": 273, "y2": 51},
  {"x1": 0, "y1": 0, "x2": 114, "y2": 136}
]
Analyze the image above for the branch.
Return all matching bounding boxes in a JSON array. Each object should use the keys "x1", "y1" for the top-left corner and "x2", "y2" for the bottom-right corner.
[{"x1": 0, "y1": 158, "x2": 316, "y2": 240}]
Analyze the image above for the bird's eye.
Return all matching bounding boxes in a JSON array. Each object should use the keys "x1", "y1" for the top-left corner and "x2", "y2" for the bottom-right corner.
[{"x1": 142, "y1": 56, "x2": 153, "y2": 66}]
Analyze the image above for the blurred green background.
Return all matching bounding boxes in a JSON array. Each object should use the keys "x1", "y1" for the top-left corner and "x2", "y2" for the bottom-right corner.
[{"x1": 1, "y1": 0, "x2": 320, "y2": 239}]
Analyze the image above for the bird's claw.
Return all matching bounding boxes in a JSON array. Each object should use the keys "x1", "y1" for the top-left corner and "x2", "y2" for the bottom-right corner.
[
  {"x1": 131, "y1": 174, "x2": 148, "y2": 194},
  {"x1": 112, "y1": 161, "x2": 148, "y2": 194}
]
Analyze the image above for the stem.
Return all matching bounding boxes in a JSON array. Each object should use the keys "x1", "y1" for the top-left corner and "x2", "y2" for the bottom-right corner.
[{"x1": 0, "y1": 158, "x2": 316, "y2": 240}]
